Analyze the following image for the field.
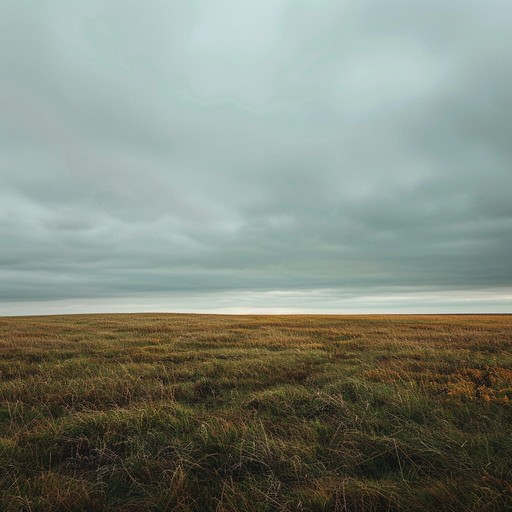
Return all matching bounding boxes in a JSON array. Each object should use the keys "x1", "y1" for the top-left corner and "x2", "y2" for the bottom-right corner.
[{"x1": 0, "y1": 314, "x2": 511, "y2": 511}]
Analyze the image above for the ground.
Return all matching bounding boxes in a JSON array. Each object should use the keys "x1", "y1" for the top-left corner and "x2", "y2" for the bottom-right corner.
[{"x1": 0, "y1": 314, "x2": 511, "y2": 511}]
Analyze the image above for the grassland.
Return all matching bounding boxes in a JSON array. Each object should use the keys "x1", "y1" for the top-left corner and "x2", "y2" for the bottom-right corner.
[{"x1": 0, "y1": 314, "x2": 511, "y2": 511}]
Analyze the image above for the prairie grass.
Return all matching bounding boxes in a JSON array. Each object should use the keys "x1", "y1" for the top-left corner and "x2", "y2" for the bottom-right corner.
[{"x1": 0, "y1": 313, "x2": 511, "y2": 511}]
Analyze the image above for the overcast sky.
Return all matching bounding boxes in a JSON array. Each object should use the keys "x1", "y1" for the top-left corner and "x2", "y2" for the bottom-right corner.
[{"x1": 1, "y1": 0, "x2": 512, "y2": 315}]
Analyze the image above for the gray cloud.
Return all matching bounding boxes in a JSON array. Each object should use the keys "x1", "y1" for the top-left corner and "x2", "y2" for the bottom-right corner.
[{"x1": 1, "y1": 0, "x2": 511, "y2": 313}]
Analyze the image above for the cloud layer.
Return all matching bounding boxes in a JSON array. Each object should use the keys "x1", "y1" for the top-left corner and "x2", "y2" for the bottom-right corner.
[{"x1": 1, "y1": 0, "x2": 511, "y2": 313}]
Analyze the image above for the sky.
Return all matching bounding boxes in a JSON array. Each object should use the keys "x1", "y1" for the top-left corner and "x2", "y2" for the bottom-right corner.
[{"x1": 1, "y1": 0, "x2": 512, "y2": 315}]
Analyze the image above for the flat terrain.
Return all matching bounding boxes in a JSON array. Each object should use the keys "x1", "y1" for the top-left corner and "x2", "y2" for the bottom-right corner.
[{"x1": 0, "y1": 314, "x2": 511, "y2": 511}]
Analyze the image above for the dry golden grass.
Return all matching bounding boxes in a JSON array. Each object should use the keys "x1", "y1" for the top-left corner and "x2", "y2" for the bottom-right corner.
[{"x1": 0, "y1": 314, "x2": 511, "y2": 511}]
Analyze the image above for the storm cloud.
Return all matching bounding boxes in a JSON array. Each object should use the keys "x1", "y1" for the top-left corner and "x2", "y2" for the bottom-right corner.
[{"x1": 1, "y1": 0, "x2": 511, "y2": 314}]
